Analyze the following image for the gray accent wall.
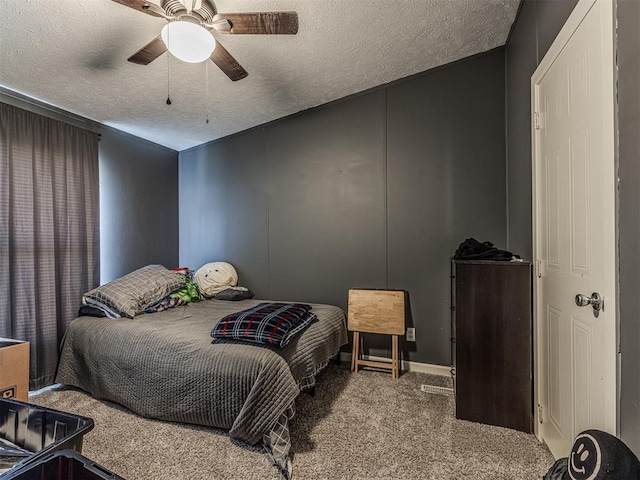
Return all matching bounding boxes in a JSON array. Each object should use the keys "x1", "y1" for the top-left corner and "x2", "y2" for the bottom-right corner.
[
  {"x1": 179, "y1": 129, "x2": 269, "y2": 298},
  {"x1": 387, "y1": 53, "x2": 507, "y2": 364},
  {"x1": 618, "y1": 0, "x2": 640, "y2": 457},
  {"x1": 99, "y1": 129, "x2": 178, "y2": 282},
  {"x1": 266, "y1": 91, "x2": 387, "y2": 309},
  {"x1": 179, "y1": 50, "x2": 507, "y2": 366},
  {"x1": 505, "y1": 0, "x2": 578, "y2": 260},
  {"x1": 0, "y1": 90, "x2": 179, "y2": 285}
]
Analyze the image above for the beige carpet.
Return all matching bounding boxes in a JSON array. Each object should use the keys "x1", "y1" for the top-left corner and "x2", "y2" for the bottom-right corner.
[{"x1": 30, "y1": 365, "x2": 553, "y2": 479}]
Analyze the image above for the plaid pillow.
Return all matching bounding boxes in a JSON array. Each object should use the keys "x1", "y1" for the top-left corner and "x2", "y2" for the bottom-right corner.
[
  {"x1": 83, "y1": 265, "x2": 185, "y2": 318},
  {"x1": 211, "y1": 303, "x2": 317, "y2": 348}
]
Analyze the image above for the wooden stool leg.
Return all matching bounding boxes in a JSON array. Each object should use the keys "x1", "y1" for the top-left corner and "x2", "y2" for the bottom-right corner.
[
  {"x1": 390, "y1": 335, "x2": 395, "y2": 379},
  {"x1": 351, "y1": 331, "x2": 359, "y2": 372},
  {"x1": 392, "y1": 335, "x2": 399, "y2": 379}
]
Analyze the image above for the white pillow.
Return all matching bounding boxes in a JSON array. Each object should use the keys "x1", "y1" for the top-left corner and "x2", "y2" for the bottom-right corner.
[{"x1": 194, "y1": 262, "x2": 238, "y2": 297}]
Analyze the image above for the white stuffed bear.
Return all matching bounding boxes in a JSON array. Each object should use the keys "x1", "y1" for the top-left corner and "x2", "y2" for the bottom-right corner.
[{"x1": 194, "y1": 262, "x2": 238, "y2": 297}]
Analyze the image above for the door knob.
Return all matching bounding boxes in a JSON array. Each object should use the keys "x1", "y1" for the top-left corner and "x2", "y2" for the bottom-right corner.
[{"x1": 575, "y1": 292, "x2": 603, "y2": 317}]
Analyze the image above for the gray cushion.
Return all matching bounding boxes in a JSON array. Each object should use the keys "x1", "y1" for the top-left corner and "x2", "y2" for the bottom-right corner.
[
  {"x1": 83, "y1": 265, "x2": 184, "y2": 318},
  {"x1": 213, "y1": 287, "x2": 255, "y2": 301}
]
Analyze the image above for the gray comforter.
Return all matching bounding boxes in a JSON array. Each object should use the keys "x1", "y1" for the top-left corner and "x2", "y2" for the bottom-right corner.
[{"x1": 56, "y1": 299, "x2": 347, "y2": 476}]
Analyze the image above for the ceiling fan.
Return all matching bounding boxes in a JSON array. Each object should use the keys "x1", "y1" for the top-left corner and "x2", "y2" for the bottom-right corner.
[{"x1": 111, "y1": 0, "x2": 299, "y2": 81}]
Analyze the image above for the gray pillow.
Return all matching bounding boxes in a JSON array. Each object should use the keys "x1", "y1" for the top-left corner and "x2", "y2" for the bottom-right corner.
[
  {"x1": 213, "y1": 286, "x2": 255, "y2": 301},
  {"x1": 83, "y1": 265, "x2": 184, "y2": 318}
]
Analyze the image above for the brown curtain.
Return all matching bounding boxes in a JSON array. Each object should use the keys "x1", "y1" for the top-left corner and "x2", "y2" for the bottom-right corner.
[{"x1": 0, "y1": 102, "x2": 99, "y2": 390}]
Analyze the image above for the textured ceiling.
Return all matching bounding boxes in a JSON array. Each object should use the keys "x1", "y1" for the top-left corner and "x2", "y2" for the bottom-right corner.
[{"x1": 0, "y1": 0, "x2": 519, "y2": 151}]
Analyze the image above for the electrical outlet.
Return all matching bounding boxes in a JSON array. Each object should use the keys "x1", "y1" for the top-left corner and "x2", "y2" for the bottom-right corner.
[{"x1": 406, "y1": 327, "x2": 415, "y2": 342}]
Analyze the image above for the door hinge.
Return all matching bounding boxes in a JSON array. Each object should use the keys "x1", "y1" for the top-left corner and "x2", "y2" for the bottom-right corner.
[
  {"x1": 534, "y1": 111, "x2": 541, "y2": 131},
  {"x1": 535, "y1": 259, "x2": 542, "y2": 278},
  {"x1": 538, "y1": 404, "x2": 544, "y2": 424}
]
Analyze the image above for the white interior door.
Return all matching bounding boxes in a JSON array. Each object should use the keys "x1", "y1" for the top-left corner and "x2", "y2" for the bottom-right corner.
[{"x1": 532, "y1": 0, "x2": 616, "y2": 459}]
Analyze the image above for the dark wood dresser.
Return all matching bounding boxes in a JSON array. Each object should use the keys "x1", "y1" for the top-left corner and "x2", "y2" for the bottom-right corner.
[{"x1": 451, "y1": 259, "x2": 532, "y2": 433}]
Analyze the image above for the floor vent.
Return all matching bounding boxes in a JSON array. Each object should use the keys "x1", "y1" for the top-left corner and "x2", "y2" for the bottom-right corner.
[{"x1": 420, "y1": 384, "x2": 454, "y2": 396}]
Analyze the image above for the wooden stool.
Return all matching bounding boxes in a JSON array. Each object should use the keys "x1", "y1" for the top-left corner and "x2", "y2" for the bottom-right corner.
[{"x1": 347, "y1": 289, "x2": 405, "y2": 379}]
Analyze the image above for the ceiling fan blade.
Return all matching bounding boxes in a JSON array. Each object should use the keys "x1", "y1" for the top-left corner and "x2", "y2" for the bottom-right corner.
[
  {"x1": 212, "y1": 12, "x2": 298, "y2": 35},
  {"x1": 210, "y1": 42, "x2": 248, "y2": 81},
  {"x1": 111, "y1": 0, "x2": 164, "y2": 18},
  {"x1": 128, "y1": 35, "x2": 167, "y2": 65}
]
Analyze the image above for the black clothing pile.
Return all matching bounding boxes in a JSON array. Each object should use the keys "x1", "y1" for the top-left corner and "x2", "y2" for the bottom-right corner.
[{"x1": 452, "y1": 237, "x2": 520, "y2": 261}]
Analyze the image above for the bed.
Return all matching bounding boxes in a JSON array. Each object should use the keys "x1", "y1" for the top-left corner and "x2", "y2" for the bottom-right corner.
[{"x1": 55, "y1": 298, "x2": 348, "y2": 478}]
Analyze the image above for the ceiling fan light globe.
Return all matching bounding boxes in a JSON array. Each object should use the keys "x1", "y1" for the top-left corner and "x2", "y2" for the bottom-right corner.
[{"x1": 161, "y1": 22, "x2": 216, "y2": 63}]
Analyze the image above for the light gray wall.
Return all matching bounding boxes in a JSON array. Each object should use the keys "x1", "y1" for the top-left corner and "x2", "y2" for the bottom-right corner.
[
  {"x1": 0, "y1": 90, "x2": 180, "y2": 285},
  {"x1": 179, "y1": 49, "x2": 507, "y2": 366},
  {"x1": 506, "y1": 0, "x2": 578, "y2": 260},
  {"x1": 617, "y1": 0, "x2": 640, "y2": 458}
]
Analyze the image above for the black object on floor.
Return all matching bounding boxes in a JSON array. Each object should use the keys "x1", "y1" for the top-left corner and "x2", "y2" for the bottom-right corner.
[
  {"x1": 0, "y1": 398, "x2": 94, "y2": 475},
  {"x1": 4, "y1": 449, "x2": 124, "y2": 480},
  {"x1": 543, "y1": 429, "x2": 640, "y2": 480}
]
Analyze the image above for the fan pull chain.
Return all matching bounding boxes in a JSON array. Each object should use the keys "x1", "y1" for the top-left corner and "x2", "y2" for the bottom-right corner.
[
  {"x1": 166, "y1": 28, "x2": 172, "y2": 105},
  {"x1": 205, "y1": 61, "x2": 209, "y2": 123}
]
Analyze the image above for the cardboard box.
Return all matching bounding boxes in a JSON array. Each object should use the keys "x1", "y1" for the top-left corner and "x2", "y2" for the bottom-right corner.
[{"x1": 0, "y1": 339, "x2": 29, "y2": 401}]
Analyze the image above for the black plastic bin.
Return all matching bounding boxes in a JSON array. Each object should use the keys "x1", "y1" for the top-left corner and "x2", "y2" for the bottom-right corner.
[
  {"x1": 0, "y1": 398, "x2": 94, "y2": 476},
  {"x1": 3, "y1": 449, "x2": 123, "y2": 480}
]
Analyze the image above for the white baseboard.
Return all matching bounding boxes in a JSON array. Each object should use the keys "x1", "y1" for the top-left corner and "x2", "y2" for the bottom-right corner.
[{"x1": 339, "y1": 352, "x2": 451, "y2": 377}]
